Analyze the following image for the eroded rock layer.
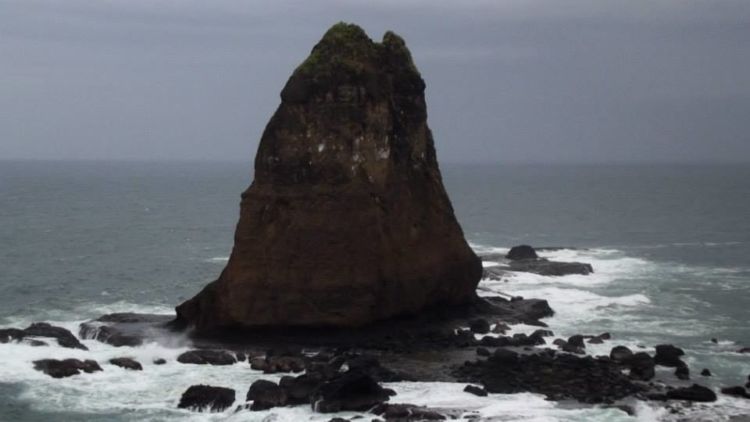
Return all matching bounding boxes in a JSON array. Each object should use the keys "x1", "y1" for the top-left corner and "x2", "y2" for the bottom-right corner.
[{"x1": 176, "y1": 23, "x2": 481, "y2": 330}]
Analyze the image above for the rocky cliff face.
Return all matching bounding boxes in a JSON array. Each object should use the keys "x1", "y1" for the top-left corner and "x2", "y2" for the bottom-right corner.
[{"x1": 176, "y1": 23, "x2": 481, "y2": 330}]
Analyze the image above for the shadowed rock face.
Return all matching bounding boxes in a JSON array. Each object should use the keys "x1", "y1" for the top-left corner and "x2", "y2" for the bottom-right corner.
[{"x1": 176, "y1": 23, "x2": 481, "y2": 330}]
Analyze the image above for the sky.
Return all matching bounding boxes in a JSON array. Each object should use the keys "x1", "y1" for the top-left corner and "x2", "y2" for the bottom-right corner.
[{"x1": 1, "y1": 0, "x2": 749, "y2": 164}]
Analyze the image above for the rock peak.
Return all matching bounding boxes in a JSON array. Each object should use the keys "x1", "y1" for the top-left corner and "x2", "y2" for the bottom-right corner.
[{"x1": 176, "y1": 24, "x2": 481, "y2": 330}]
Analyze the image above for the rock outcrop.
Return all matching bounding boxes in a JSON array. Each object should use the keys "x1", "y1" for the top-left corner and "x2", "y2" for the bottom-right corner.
[{"x1": 176, "y1": 23, "x2": 481, "y2": 330}]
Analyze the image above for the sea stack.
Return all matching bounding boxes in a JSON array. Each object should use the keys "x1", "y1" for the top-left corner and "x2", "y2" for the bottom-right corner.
[{"x1": 176, "y1": 23, "x2": 482, "y2": 330}]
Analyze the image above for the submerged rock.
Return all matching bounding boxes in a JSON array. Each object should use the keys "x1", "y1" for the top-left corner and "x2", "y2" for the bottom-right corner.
[
  {"x1": 33, "y1": 359, "x2": 102, "y2": 378},
  {"x1": 175, "y1": 22, "x2": 481, "y2": 331},
  {"x1": 178, "y1": 385, "x2": 235, "y2": 412},
  {"x1": 177, "y1": 350, "x2": 236, "y2": 366}
]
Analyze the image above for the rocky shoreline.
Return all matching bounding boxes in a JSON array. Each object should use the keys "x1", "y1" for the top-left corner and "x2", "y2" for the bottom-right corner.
[{"x1": 3, "y1": 245, "x2": 748, "y2": 420}]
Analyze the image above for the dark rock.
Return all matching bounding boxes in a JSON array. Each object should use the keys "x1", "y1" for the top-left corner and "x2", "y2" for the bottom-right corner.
[
  {"x1": 588, "y1": 336, "x2": 604, "y2": 344},
  {"x1": 109, "y1": 357, "x2": 143, "y2": 371},
  {"x1": 33, "y1": 359, "x2": 102, "y2": 378},
  {"x1": 567, "y1": 335, "x2": 585, "y2": 349},
  {"x1": 464, "y1": 385, "x2": 488, "y2": 397},
  {"x1": 2, "y1": 323, "x2": 88, "y2": 350},
  {"x1": 454, "y1": 351, "x2": 641, "y2": 403},
  {"x1": 532, "y1": 329, "x2": 554, "y2": 338},
  {"x1": 311, "y1": 371, "x2": 391, "y2": 413},
  {"x1": 280, "y1": 374, "x2": 320, "y2": 404},
  {"x1": 479, "y1": 336, "x2": 507, "y2": 347},
  {"x1": 327, "y1": 419, "x2": 348, "y2": 422},
  {"x1": 492, "y1": 322, "x2": 510, "y2": 334},
  {"x1": 250, "y1": 356, "x2": 269, "y2": 371},
  {"x1": 25, "y1": 339, "x2": 48, "y2": 347},
  {"x1": 721, "y1": 386, "x2": 750, "y2": 399},
  {"x1": 491, "y1": 348, "x2": 519, "y2": 364},
  {"x1": 178, "y1": 385, "x2": 235, "y2": 412},
  {"x1": 78, "y1": 313, "x2": 172, "y2": 347},
  {"x1": 561, "y1": 343, "x2": 585, "y2": 355},
  {"x1": 665, "y1": 384, "x2": 717, "y2": 402},
  {"x1": 247, "y1": 379, "x2": 288, "y2": 410},
  {"x1": 506, "y1": 245, "x2": 538, "y2": 260},
  {"x1": 700, "y1": 368, "x2": 712, "y2": 377},
  {"x1": 675, "y1": 363, "x2": 690, "y2": 380},
  {"x1": 711, "y1": 338, "x2": 718, "y2": 344},
  {"x1": 609, "y1": 346, "x2": 633, "y2": 363},
  {"x1": 235, "y1": 352, "x2": 247, "y2": 362},
  {"x1": 373, "y1": 403, "x2": 447, "y2": 421},
  {"x1": 627, "y1": 352, "x2": 655, "y2": 381},
  {"x1": 175, "y1": 22, "x2": 482, "y2": 331},
  {"x1": 552, "y1": 339, "x2": 567, "y2": 347},
  {"x1": 475, "y1": 347, "x2": 490, "y2": 357},
  {"x1": 654, "y1": 344, "x2": 685, "y2": 367},
  {"x1": 177, "y1": 350, "x2": 236, "y2": 366},
  {"x1": 738, "y1": 347, "x2": 750, "y2": 354},
  {"x1": 469, "y1": 319, "x2": 490, "y2": 334},
  {"x1": 507, "y1": 259, "x2": 593, "y2": 276}
]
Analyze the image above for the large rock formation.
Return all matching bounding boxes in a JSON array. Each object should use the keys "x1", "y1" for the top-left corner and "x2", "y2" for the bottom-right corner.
[{"x1": 176, "y1": 23, "x2": 481, "y2": 331}]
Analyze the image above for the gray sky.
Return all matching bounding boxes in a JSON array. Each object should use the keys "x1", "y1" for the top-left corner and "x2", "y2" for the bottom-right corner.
[{"x1": 1, "y1": 0, "x2": 749, "y2": 163}]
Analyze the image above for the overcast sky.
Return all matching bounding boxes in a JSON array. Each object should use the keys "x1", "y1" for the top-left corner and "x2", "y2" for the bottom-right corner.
[{"x1": 1, "y1": 0, "x2": 749, "y2": 163}]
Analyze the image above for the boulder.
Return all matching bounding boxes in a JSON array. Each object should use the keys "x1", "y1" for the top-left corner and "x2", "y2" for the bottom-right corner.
[
  {"x1": 177, "y1": 350, "x2": 236, "y2": 366},
  {"x1": 654, "y1": 344, "x2": 685, "y2": 367},
  {"x1": 609, "y1": 346, "x2": 633, "y2": 363},
  {"x1": 174, "y1": 22, "x2": 481, "y2": 331},
  {"x1": 247, "y1": 379, "x2": 288, "y2": 411},
  {"x1": 627, "y1": 352, "x2": 655, "y2": 381},
  {"x1": 310, "y1": 371, "x2": 391, "y2": 413},
  {"x1": 469, "y1": 318, "x2": 490, "y2": 334},
  {"x1": 506, "y1": 245, "x2": 538, "y2": 260},
  {"x1": 665, "y1": 384, "x2": 717, "y2": 402},
  {"x1": 464, "y1": 385, "x2": 488, "y2": 397},
  {"x1": 178, "y1": 385, "x2": 235, "y2": 412},
  {"x1": 700, "y1": 368, "x2": 712, "y2": 377},
  {"x1": 33, "y1": 359, "x2": 102, "y2": 378},
  {"x1": 675, "y1": 362, "x2": 690, "y2": 380},
  {"x1": 109, "y1": 357, "x2": 143, "y2": 371},
  {"x1": 721, "y1": 386, "x2": 749, "y2": 399},
  {"x1": 280, "y1": 375, "x2": 321, "y2": 404},
  {"x1": 567, "y1": 335, "x2": 585, "y2": 349},
  {"x1": 0, "y1": 323, "x2": 87, "y2": 350}
]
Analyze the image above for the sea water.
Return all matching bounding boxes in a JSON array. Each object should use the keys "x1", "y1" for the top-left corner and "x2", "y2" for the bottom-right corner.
[{"x1": 0, "y1": 161, "x2": 748, "y2": 421}]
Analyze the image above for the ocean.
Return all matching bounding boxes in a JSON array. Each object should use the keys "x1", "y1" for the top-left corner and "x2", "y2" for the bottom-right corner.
[{"x1": 0, "y1": 160, "x2": 748, "y2": 421}]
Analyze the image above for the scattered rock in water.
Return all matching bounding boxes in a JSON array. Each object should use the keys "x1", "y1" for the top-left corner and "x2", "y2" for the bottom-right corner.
[
  {"x1": 1, "y1": 323, "x2": 87, "y2": 350},
  {"x1": 25, "y1": 339, "x2": 48, "y2": 347},
  {"x1": 610, "y1": 346, "x2": 633, "y2": 363},
  {"x1": 627, "y1": 352, "x2": 656, "y2": 381},
  {"x1": 654, "y1": 344, "x2": 685, "y2": 367},
  {"x1": 178, "y1": 385, "x2": 235, "y2": 412},
  {"x1": 507, "y1": 259, "x2": 594, "y2": 277},
  {"x1": 737, "y1": 347, "x2": 750, "y2": 354},
  {"x1": 567, "y1": 335, "x2": 585, "y2": 349},
  {"x1": 310, "y1": 371, "x2": 391, "y2": 413},
  {"x1": 174, "y1": 22, "x2": 482, "y2": 331},
  {"x1": 454, "y1": 350, "x2": 642, "y2": 403},
  {"x1": 469, "y1": 318, "x2": 490, "y2": 334},
  {"x1": 247, "y1": 379, "x2": 288, "y2": 411},
  {"x1": 700, "y1": 368, "x2": 712, "y2": 377},
  {"x1": 109, "y1": 357, "x2": 143, "y2": 371},
  {"x1": 177, "y1": 350, "x2": 236, "y2": 366},
  {"x1": 532, "y1": 329, "x2": 554, "y2": 338},
  {"x1": 506, "y1": 245, "x2": 538, "y2": 260},
  {"x1": 711, "y1": 338, "x2": 718, "y2": 344},
  {"x1": 153, "y1": 358, "x2": 167, "y2": 365},
  {"x1": 280, "y1": 374, "x2": 320, "y2": 405},
  {"x1": 235, "y1": 352, "x2": 247, "y2": 362},
  {"x1": 464, "y1": 385, "x2": 488, "y2": 397},
  {"x1": 372, "y1": 403, "x2": 448, "y2": 421},
  {"x1": 492, "y1": 322, "x2": 511, "y2": 334},
  {"x1": 33, "y1": 359, "x2": 102, "y2": 378},
  {"x1": 587, "y1": 333, "x2": 610, "y2": 344},
  {"x1": 675, "y1": 363, "x2": 690, "y2": 380},
  {"x1": 721, "y1": 386, "x2": 750, "y2": 399},
  {"x1": 665, "y1": 384, "x2": 717, "y2": 402},
  {"x1": 79, "y1": 313, "x2": 172, "y2": 347}
]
